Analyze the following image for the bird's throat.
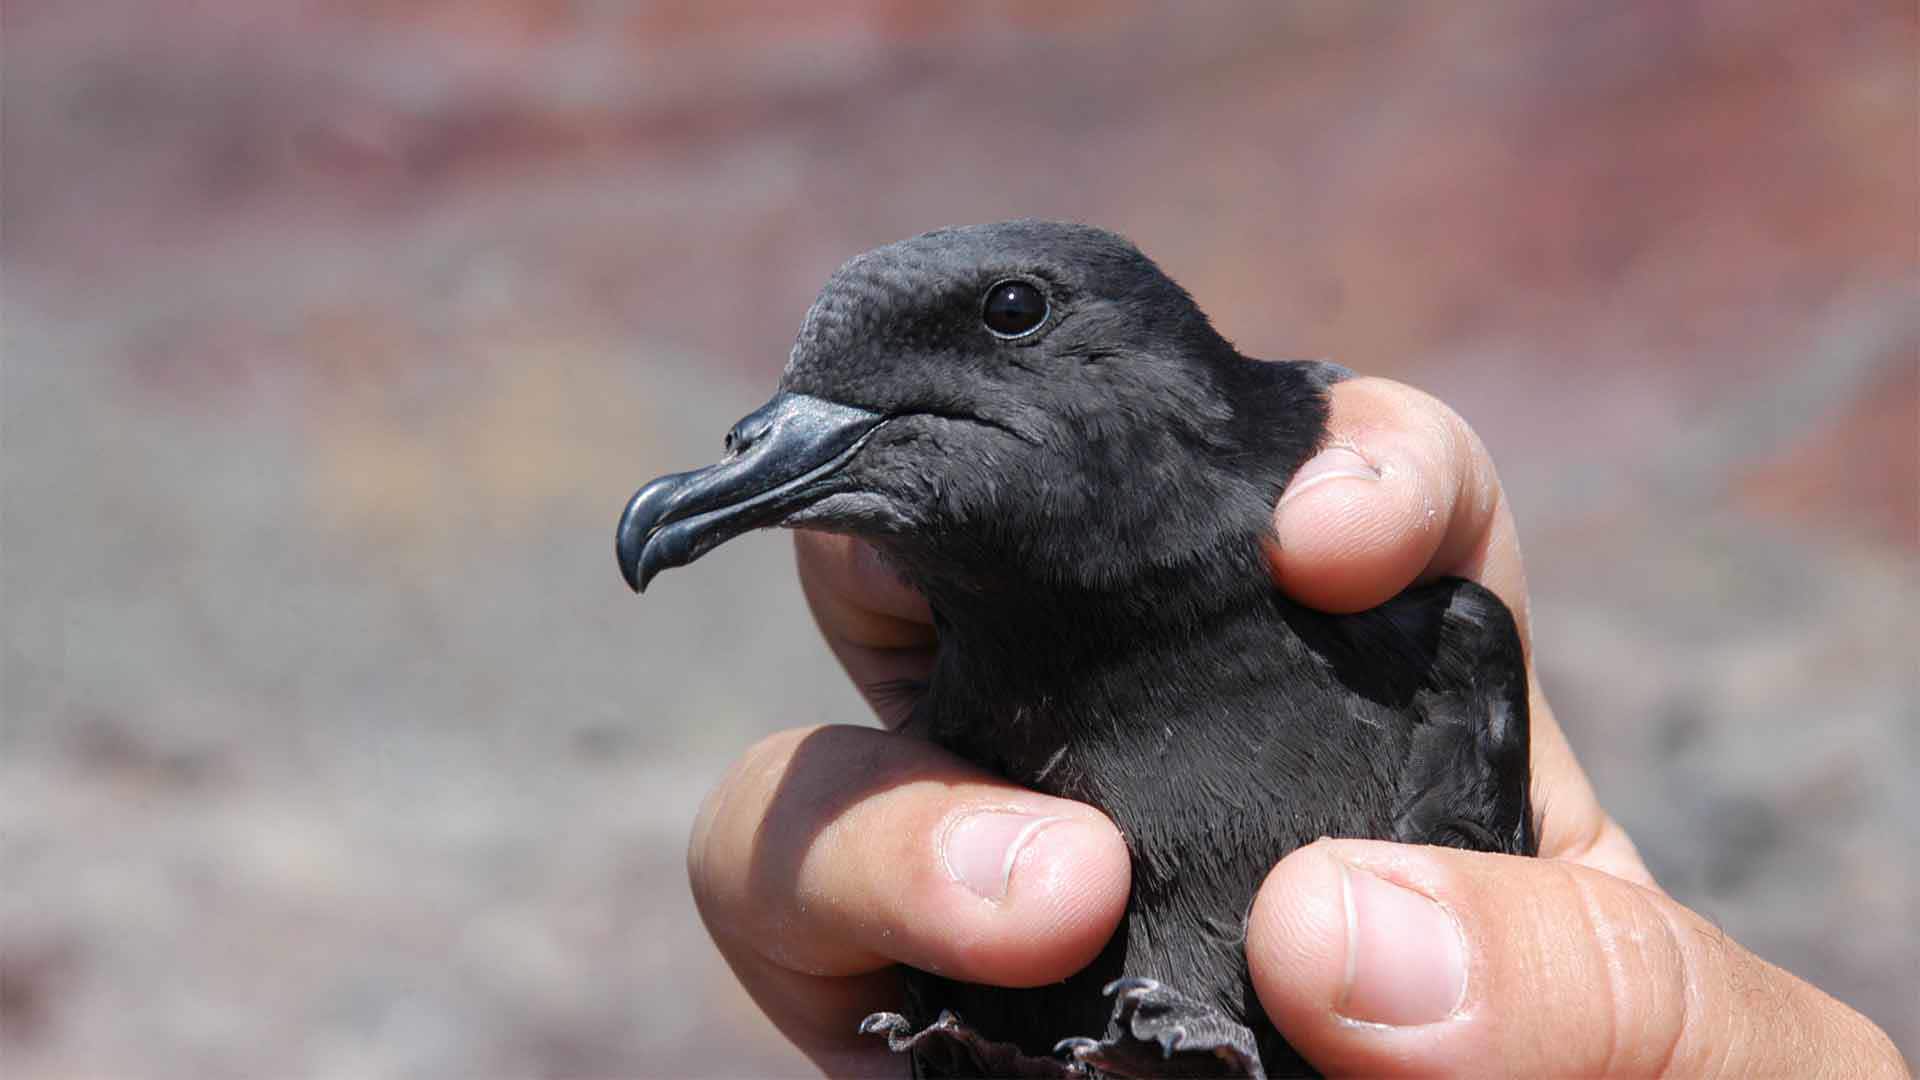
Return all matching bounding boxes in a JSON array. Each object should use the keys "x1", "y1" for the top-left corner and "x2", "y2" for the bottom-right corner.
[{"x1": 907, "y1": 540, "x2": 1286, "y2": 791}]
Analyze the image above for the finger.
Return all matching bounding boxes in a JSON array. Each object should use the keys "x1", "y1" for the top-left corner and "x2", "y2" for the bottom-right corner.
[
  {"x1": 1247, "y1": 839, "x2": 1905, "y2": 1078},
  {"x1": 1271, "y1": 376, "x2": 1530, "y2": 649},
  {"x1": 796, "y1": 531, "x2": 936, "y2": 726},
  {"x1": 689, "y1": 725, "x2": 1130, "y2": 1044},
  {"x1": 795, "y1": 530, "x2": 933, "y2": 643}
]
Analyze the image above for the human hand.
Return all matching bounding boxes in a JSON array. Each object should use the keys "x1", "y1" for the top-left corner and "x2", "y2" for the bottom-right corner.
[{"x1": 687, "y1": 376, "x2": 1906, "y2": 1076}]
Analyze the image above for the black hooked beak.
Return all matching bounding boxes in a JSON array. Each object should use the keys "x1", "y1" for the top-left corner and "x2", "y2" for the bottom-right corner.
[{"x1": 617, "y1": 393, "x2": 887, "y2": 592}]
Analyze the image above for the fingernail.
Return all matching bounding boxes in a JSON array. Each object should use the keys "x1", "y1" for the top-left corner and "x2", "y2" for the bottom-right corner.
[
  {"x1": 943, "y1": 812, "x2": 1066, "y2": 902},
  {"x1": 1335, "y1": 862, "x2": 1468, "y2": 1026},
  {"x1": 1278, "y1": 446, "x2": 1379, "y2": 508}
]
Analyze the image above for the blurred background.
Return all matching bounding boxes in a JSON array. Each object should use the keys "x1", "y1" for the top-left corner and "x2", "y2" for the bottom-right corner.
[{"x1": 3, "y1": 2, "x2": 1914, "y2": 1075}]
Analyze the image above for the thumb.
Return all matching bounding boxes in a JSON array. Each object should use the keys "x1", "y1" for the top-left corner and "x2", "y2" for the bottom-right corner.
[{"x1": 1247, "y1": 839, "x2": 1904, "y2": 1078}]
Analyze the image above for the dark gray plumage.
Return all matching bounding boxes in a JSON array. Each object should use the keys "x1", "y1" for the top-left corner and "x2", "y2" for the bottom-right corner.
[{"x1": 617, "y1": 221, "x2": 1534, "y2": 1078}]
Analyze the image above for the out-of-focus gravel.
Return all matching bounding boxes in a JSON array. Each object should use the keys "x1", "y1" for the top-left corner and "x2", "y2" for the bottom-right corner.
[{"x1": 3, "y1": 3, "x2": 1914, "y2": 1075}]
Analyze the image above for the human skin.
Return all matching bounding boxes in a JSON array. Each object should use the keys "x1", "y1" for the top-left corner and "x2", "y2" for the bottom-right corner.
[{"x1": 686, "y1": 377, "x2": 1907, "y2": 1077}]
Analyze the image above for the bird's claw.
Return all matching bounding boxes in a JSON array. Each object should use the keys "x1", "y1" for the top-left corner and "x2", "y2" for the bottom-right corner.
[
  {"x1": 1049, "y1": 975, "x2": 1267, "y2": 1078},
  {"x1": 857, "y1": 1011, "x2": 909, "y2": 1038},
  {"x1": 1054, "y1": 1036, "x2": 1101, "y2": 1058},
  {"x1": 1102, "y1": 976, "x2": 1162, "y2": 999},
  {"x1": 862, "y1": 1007, "x2": 1080, "y2": 1077}
]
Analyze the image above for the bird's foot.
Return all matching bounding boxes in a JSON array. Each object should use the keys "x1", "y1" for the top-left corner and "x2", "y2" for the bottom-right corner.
[
  {"x1": 1052, "y1": 977, "x2": 1267, "y2": 1079},
  {"x1": 860, "y1": 1009, "x2": 1077, "y2": 1078}
]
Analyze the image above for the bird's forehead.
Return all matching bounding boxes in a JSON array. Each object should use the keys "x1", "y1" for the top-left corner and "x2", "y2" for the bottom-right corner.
[
  {"x1": 793, "y1": 250, "x2": 937, "y2": 352},
  {"x1": 788, "y1": 231, "x2": 992, "y2": 369}
]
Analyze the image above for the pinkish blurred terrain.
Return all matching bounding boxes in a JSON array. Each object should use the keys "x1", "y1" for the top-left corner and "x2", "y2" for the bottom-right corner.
[{"x1": 3, "y1": 2, "x2": 1914, "y2": 1076}]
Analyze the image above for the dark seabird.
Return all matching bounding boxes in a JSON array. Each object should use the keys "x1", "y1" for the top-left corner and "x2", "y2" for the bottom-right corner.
[{"x1": 616, "y1": 221, "x2": 1534, "y2": 1078}]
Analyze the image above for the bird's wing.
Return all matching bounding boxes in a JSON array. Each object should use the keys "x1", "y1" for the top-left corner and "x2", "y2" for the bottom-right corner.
[{"x1": 1359, "y1": 576, "x2": 1536, "y2": 853}]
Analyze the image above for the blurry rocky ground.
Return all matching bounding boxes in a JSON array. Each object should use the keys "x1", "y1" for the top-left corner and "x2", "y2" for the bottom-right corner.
[{"x1": 2, "y1": 2, "x2": 1914, "y2": 1075}]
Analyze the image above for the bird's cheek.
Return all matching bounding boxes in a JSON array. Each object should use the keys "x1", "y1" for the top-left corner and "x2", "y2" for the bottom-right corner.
[{"x1": 785, "y1": 489, "x2": 921, "y2": 538}]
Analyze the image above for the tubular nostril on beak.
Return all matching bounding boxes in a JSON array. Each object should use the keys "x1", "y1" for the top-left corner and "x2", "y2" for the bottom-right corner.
[{"x1": 724, "y1": 414, "x2": 773, "y2": 456}]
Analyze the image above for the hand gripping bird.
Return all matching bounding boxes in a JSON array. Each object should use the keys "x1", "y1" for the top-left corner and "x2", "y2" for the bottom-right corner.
[{"x1": 617, "y1": 221, "x2": 1534, "y2": 1079}]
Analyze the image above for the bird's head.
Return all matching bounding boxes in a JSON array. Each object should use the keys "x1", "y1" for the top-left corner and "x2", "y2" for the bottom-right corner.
[{"x1": 618, "y1": 221, "x2": 1329, "y2": 604}]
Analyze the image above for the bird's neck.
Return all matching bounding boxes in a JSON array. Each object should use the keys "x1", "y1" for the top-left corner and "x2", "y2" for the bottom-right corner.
[{"x1": 900, "y1": 527, "x2": 1284, "y2": 778}]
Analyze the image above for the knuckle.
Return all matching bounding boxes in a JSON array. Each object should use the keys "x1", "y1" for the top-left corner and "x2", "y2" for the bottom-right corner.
[
  {"x1": 1561, "y1": 865, "x2": 1698, "y2": 1076},
  {"x1": 738, "y1": 725, "x2": 816, "y2": 782},
  {"x1": 1854, "y1": 1018, "x2": 1908, "y2": 1077},
  {"x1": 1558, "y1": 865, "x2": 1889, "y2": 1080},
  {"x1": 686, "y1": 727, "x2": 817, "y2": 912}
]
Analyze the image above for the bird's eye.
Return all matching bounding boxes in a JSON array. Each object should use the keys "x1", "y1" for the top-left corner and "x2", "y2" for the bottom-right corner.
[{"x1": 981, "y1": 280, "x2": 1048, "y2": 339}]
